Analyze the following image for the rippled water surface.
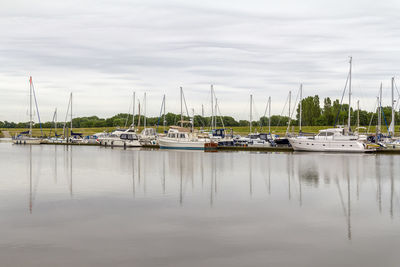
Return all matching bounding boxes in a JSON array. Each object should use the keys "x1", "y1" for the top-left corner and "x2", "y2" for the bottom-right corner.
[{"x1": 1, "y1": 143, "x2": 400, "y2": 266}]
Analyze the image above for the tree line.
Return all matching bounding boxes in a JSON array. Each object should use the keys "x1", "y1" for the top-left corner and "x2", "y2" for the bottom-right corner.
[{"x1": 1, "y1": 96, "x2": 399, "y2": 129}]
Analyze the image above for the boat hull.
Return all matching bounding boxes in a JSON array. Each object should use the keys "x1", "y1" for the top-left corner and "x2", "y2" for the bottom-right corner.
[
  {"x1": 99, "y1": 138, "x2": 141, "y2": 147},
  {"x1": 159, "y1": 138, "x2": 206, "y2": 150},
  {"x1": 12, "y1": 138, "x2": 42, "y2": 145}
]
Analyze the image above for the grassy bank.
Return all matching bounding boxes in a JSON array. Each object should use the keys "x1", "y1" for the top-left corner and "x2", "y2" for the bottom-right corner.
[
  {"x1": 1, "y1": 125, "x2": 380, "y2": 137},
  {"x1": 0, "y1": 130, "x2": 4, "y2": 138}
]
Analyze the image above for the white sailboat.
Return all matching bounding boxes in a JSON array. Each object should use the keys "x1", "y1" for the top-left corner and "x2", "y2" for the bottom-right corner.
[
  {"x1": 159, "y1": 87, "x2": 210, "y2": 150},
  {"x1": 244, "y1": 94, "x2": 271, "y2": 147},
  {"x1": 139, "y1": 92, "x2": 158, "y2": 145},
  {"x1": 289, "y1": 58, "x2": 375, "y2": 152},
  {"x1": 99, "y1": 92, "x2": 141, "y2": 147},
  {"x1": 12, "y1": 76, "x2": 42, "y2": 144}
]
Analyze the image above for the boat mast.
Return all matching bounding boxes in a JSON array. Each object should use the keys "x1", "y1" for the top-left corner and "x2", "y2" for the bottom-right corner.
[
  {"x1": 29, "y1": 76, "x2": 33, "y2": 137},
  {"x1": 144, "y1": 92, "x2": 147, "y2": 128},
  {"x1": 70, "y1": 92, "x2": 73, "y2": 133},
  {"x1": 287, "y1": 91, "x2": 291, "y2": 134},
  {"x1": 357, "y1": 100, "x2": 360, "y2": 130},
  {"x1": 378, "y1": 83, "x2": 382, "y2": 134},
  {"x1": 299, "y1": 84, "x2": 303, "y2": 133},
  {"x1": 268, "y1": 96, "x2": 271, "y2": 134},
  {"x1": 55, "y1": 108, "x2": 57, "y2": 136},
  {"x1": 137, "y1": 101, "x2": 141, "y2": 128},
  {"x1": 163, "y1": 94, "x2": 166, "y2": 132},
  {"x1": 192, "y1": 108, "x2": 195, "y2": 133},
  {"x1": 215, "y1": 97, "x2": 218, "y2": 129},
  {"x1": 250, "y1": 94, "x2": 253, "y2": 133},
  {"x1": 132, "y1": 91, "x2": 136, "y2": 128},
  {"x1": 391, "y1": 77, "x2": 395, "y2": 137},
  {"x1": 180, "y1": 87, "x2": 183, "y2": 127},
  {"x1": 214, "y1": 95, "x2": 218, "y2": 129},
  {"x1": 348, "y1": 57, "x2": 352, "y2": 132},
  {"x1": 211, "y1": 85, "x2": 214, "y2": 130}
]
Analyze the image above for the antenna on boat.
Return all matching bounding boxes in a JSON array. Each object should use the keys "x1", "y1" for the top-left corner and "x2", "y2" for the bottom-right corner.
[{"x1": 348, "y1": 56, "x2": 352, "y2": 132}]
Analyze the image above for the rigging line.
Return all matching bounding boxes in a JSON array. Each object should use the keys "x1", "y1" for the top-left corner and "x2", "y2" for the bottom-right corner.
[
  {"x1": 290, "y1": 88, "x2": 300, "y2": 120},
  {"x1": 274, "y1": 93, "x2": 289, "y2": 132},
  {"x1": 394, "y1": 79, "x2": 400, "y2": 98},
  {"x1": 213, "y1": 90, "x2": 225, "y2": 129},
  {"x1": 31, "y1": 81, "x2": 43, "y2": 136},
  {"x1": 382, "y1": 108, "x2": 390, "y2": 133},
  {"x1": 394, "y1": 80, "x2": 400, "y2": 110},
  {"x1": 63, "y1": 96, "x2": 71, "y2": 135},
  {"x1": 367, "y1": 98, "x2": 378, "y2": 133},
  {"x1": 251, "y1": 97, "x2": 261, "y2": 131},
  {"x1": 49, "y1": 109, "x2": 57, "y2": 137},
  {"x1": 334, "y1": 71, "x2": 350, "y2": 127},
  {"x1": 260, "y1": 97, "x2": 270, "y2": 131},
  {"x1": 124, "y1": 97, "x2": 133, "y2": 128},
  {"x1": 216, "y1": 102, "x2": 225, "y2": 129},
  {"x1": 181, "y1": 90, "x2": 190, "y2": 119},
  {"x1": 287, "y1": 88, "x2": 300, "y2": 134},
  {"x1": 156, "y1": 96, "x2": 165, "y2": 131}
]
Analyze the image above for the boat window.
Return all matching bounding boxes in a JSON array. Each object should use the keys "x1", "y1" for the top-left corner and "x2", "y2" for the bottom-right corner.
[
  {"x1": 120, "y1": 134, "x2": 127, "y2": 140},
  {"x1": 128, "y1": 134, "x2": 137, "y2": 140},
  {"x1": 180, "y1": 133, "x2": 186, "y2": 138}
]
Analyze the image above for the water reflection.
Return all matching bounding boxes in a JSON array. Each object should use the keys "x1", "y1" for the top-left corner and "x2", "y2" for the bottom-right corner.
[{"x1": 3, "y1": 144, "x2": 400, "y2": 266}]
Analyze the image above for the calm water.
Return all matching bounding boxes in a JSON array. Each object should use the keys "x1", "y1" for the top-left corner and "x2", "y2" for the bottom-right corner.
[{"x1": 0, "y1": 143, "x2": 399, "y2": 266}]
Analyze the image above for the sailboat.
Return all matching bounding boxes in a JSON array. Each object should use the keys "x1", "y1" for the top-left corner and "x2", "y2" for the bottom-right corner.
[
  {"x1": 238, "y1": 94, "x2": 272, "y2": 147},
  {"x1": 158, "y1": 87, "x2": 210, "y2": 150},
  {"x1": 289, "y1": 58, "x2": 376, "y2": 152},
  {"x1": 99, "y1": 92, "x2": 141, "y2": 147},
  {"x1": 12, "y1": 76, "x2": 42, "y2": 144},
  {"x1": 379, "y1": 77, "x2": 400, "y2": 148},
  {"x1": 139, "y1": 92, "x2": 158, "y2": 145}
]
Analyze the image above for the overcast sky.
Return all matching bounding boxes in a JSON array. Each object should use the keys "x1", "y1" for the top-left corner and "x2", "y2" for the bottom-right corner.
[{"x1": 1, "y1": 0, "x2": 400, "y2": 122}]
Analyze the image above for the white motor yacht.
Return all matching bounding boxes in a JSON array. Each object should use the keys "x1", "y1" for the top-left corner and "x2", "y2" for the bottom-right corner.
[
  {"x1": 289, "y1": 127, "x2": 374, "y2": 152},
  {"x1": 99, "y1": 128, "x2": 141, "y2": 147},
  {"x1": 159, "y1": 126, "x2": 209, "y2": 150}
]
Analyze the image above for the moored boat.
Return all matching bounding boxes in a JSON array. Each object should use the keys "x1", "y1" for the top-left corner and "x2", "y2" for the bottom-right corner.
[{"x1": 159, "y1": 126, "x2": 209, "y2": 150}]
